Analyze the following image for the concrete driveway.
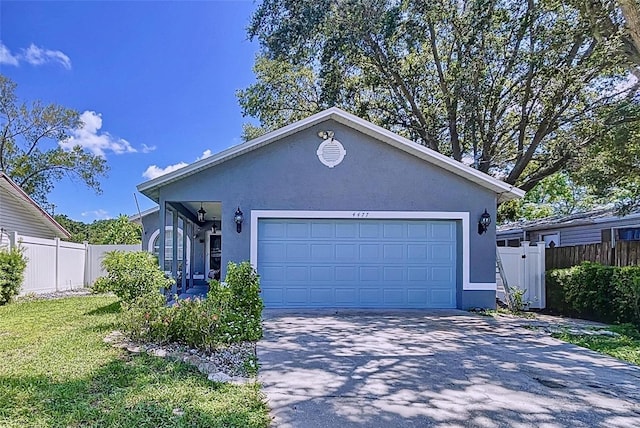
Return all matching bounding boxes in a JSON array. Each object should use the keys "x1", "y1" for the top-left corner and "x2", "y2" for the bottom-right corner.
[{"x1": 258, "y1": 310, "x2": 640, "y2": 427}]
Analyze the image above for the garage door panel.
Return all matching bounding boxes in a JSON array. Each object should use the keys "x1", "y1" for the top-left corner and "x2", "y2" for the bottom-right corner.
[
  {"x1": 258, "y1": 218, "x2": 457, "y2": 308},
  {"x1": 431, "y1": 289, "x2": 455, "y2": 306},
  {"x1": 310, "y1": 288, "x2": 333, "y2": 303},
  {"x1": 336, "y1": 288, "x2": 357, "y2": 303},
  {"x1": 359, "y1": 223, "x2": 380, "y2": 238},
  {"x1": 311, "y1": 222, "x2": 333, "y2": 238},
  {"x1": 286, "y1": 266, "x2": 308, "y2": 281},
  {"x1": 359, "y1": 266, "x2": 380, "y2": 281},
  {"x1": 310, "y1": 266, "x2": 333, "y2": 281},
  {"x1": 383, "y1": 223, "x2": 404, "y2": 238},
  {"x1": 335, "y1": 266, "x2": 357, "y2": 281},
  {"x1": 336, "y1": 244, "x2": 357, "y2": 259},
  {"x1": 431, "y1": 223, "x2": 455, "y2": 239},
  {"x1": 336, "y1": 223, "x2": 357, "y2": 238},
  {"x1": 383, "y1": 244, "x2": 404, "y2": 259},
  {"x1": 286, "y1": 243, "x2": 309, "y2": 259},
  {"x1": 311, "y1": 244, "x2": 334, "y2": 259},
  {"x1": 359, "y1": 288, "x2": 381, "y2": 303},
  {"x1": 285, "y1": 288, "x2": 308, "y2": 304},
  {"x1": 383, "y1": 267, "x2": 404, "y2": 281}
]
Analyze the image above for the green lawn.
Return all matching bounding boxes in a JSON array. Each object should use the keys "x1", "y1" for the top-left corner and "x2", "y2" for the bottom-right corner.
[
  {"x1": 553, "y1": 324, "x2": 640, "y2": 366},
  {"x1": 0, "y1": 295, "x2": 270, "y2": 428}
]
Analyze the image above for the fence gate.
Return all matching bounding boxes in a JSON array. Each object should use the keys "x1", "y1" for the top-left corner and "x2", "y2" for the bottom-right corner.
[{"x1": 496, "y1": 242, "x2": 546, "y2": 309}]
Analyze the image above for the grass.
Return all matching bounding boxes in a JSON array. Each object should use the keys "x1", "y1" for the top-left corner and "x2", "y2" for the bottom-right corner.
[
  {"x1": 0, "y1": 295, "x2": 270, "y2": 428},
  {"x1": 552, "y1": 323, "x2": 640, "y2": 366}
]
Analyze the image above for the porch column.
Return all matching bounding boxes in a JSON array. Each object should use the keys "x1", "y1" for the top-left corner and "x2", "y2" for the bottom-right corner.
[
  {"x1": 158, "y1": 202, "x2": 166, "y2": 272},
  {"x1": 171, "y1": 209, "x2": 179, "y2": 296}
]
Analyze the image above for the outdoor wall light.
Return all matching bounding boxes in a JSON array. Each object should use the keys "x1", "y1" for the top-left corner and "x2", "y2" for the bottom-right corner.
[
  {"x1": 317, "y1": 130, "x2": 335, "y2": 140},
  {"x1": 234, "y1": 207, "x2": 244, "y2": 233},
  {"x1": 478, "y1": 209, "x2": 491, "y2": 235},
  {"x1": 197, "y1": 203, "x2": 206, "y2": 223}
]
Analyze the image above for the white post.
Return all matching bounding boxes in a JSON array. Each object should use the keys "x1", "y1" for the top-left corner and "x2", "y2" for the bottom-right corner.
[
  {"x1": 55, "y1": 237, "x2": 60, "y2": 292},
  {"x1": 83, "y1": 241, "x2": 89, "y2": 287},
  {"x1": 10, "y1": 231, "x2": 18, "y2": 250}
]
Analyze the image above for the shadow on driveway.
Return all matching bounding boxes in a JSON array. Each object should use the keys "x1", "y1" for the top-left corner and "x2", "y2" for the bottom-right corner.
[{"x1": 258, "y1": 309, "x2": 640, "y2": 427}]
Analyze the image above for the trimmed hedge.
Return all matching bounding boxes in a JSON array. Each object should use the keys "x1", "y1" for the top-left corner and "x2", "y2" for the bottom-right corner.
[
  {"x1": 0, "y1": 247, "x2": 27, "y2": 305},
  {"x1": 546, "y1": 262, "x2": 640, "y2": 326}
]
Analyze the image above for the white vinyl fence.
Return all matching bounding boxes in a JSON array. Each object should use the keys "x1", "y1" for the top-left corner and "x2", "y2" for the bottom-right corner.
[
  {"x1": 6, "y1": 231, "x2": 141, "y2": 295},
  {"x1": 497, "y1": 241, "x2": 546, "y2": 309}
]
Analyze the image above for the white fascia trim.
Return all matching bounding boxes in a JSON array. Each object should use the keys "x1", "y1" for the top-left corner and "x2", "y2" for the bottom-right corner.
[
  {"x1": 466, "y1": 282, "x2": 497, "y2": 291},
  {"x1": 250, "y1": 210, "x2": 481, "y2": 292},
  {"x1": 137, "y1": 107, "x2": 524, "y2": 203}
]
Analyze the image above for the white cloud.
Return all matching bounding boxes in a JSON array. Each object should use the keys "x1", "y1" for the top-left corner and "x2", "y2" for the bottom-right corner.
[
  {"x1": 0, "y1": 41, "x2": 71, "y2": 69},
  {"x1": 142, "y1": 162, "x2": 188, "y2": 180},
  {"x1": 81, "y1": 209, "x2": 111, "y2": 220},
  {"x1": 60, "y1": 111, "x2": 137, "y2": 157},
  {"x1": 0, "y1": 42, "x2": 19, "y2": 66},
  {"x1": 22, "y1": 43, "x2": 71, "y2": 69},
  {"x1": 197, "y1": 149, "x2": 212, "y2": 160},
  {"x1": 142, "y1": 149, "x2": 213, "y2": 180},
  {"x1": 141, "y1": 144, "x2": 157, "y2": 153}
]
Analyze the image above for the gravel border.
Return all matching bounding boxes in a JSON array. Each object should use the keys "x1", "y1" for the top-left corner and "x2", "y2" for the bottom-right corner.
[{"x1": 104, "y1": 331, "x2": 257, "y2": 385}]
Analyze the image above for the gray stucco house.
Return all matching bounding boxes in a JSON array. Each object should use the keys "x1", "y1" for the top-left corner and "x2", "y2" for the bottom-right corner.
[
  {"x1": 135, "y1": 108, "x2": 523, "y2": 310},
  {"x1": 497, "y1": 207, "x2": 640, "y2": 248}
]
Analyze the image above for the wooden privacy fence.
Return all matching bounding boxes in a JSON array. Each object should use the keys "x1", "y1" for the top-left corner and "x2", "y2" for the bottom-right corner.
[{"x1": 546, "y1": 241, "x2": 640, "y2": 270}]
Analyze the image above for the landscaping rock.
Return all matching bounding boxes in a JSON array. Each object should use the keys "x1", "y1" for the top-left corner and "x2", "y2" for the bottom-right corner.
[
  {"x1": 208, "y1": 371, "x2": 232, "y2": 383},
  {"x1": 104, "y1": 330, "x2": 257, "y2": 384}
]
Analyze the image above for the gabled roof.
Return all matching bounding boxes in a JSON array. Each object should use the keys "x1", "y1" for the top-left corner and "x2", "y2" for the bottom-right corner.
[
  {"x1": 138, "y1": 107, "x2": 525, "y2": 203},
  {"x1": 0, "y1": 172, "x2": 71, "y2": 239},
  {"x1": 498, "y1": 206, "x2": 640, "y2": 234},
  {"x1": 128, "y1": 206, "x2": 159, "y2": 223}
]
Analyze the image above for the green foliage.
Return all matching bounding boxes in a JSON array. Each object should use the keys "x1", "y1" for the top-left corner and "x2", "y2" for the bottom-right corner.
[
  {"x1": 54, "y1": 214, "x2": 142, "y2": 244},
  {"x1": 546, "y1": 262, "x2": 640, "y2": 325},
  {"x1": 93, "y1": 251, "x2": 173, "y2": 304},
  {"x1": 119, "y1": 262, "x2": 264, "y2": 349},
  {"x1": 0, "y1": 295, "x2": 270, "y2": 427},
  {"x1": 553, "y1": 323, "x2": 640, "y2": 366},
  {"x1": 0, "y1": 247, "x2": 27, "y2": 305},
  {"x1": 498, "y1": 173, "x2": 601, "y2": 222},
  {"x1": 0, "y1": 75, "x2": 108, "y2": 206},
  {"x1": 242, "y1": 0, "x2": 632, "y2": 191},
  {"x1": 508, "y1": 286, "x2": 529, "y2": 313}
]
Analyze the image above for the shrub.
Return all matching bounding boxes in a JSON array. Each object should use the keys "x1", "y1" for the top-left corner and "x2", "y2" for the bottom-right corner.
[
  {"x1": 0, "y1": 247, "x2": 27, "y2": 305},
  {"x1": 120, "y1": 292, "x2": 170, "y2": 342},
  {"x1": 93, "y1": 251, "x2": 173, "y2": 303},
  {"x1": 118, "y1": 261, "x2": 264, "y2": 349},
  {"x1": 546, "y1": 262, "x2": 640, "y2": 326}
]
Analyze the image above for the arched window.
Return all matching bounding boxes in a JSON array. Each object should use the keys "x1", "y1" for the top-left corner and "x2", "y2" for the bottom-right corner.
[{"x1": 148, "y1": 227, "x2": 191, "y2": 272}]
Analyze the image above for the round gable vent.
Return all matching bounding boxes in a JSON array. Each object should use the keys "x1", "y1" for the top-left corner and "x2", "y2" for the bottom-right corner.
[{"x1": 316, "y1": 139, "x2": 346, "y2": 168}]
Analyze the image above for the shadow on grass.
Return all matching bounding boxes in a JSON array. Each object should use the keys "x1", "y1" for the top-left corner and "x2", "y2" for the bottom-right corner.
[
  {"x1": 85, "y1": 301, "x2": 121, "y2": 316},
  {"x1": 0, "y1": 353, "x2": 268, "y2": 428}
]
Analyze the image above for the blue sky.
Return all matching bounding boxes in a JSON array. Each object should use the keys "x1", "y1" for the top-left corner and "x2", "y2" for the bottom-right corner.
[{"x1": 0, "y1": 0, "x2": 259, "y2": 221}]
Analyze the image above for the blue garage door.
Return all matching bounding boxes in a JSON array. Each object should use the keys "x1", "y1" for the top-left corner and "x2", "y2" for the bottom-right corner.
[{"x1": 257, "y1": 218, "x2": 457, "y2": 308}]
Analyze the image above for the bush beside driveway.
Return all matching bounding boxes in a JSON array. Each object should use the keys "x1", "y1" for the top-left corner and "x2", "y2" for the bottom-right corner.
[{"x1": 259, "y1": 309, "x2": 640, "y2": 428}]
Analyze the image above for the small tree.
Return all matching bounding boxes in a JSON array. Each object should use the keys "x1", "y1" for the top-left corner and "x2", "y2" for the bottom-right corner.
[{"x1": 93, "y1": 251, "x2": 173, "y2": 303}]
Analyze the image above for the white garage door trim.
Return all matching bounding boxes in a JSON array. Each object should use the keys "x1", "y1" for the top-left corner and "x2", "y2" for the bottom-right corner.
[{"x1": 250, "y1": 210, "x2": 495, "y2": 291}]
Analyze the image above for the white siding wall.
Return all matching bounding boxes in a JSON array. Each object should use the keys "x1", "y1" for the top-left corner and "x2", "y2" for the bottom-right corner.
[{"x1": 0, "y1": 187, "x2": 59, "y2": 239}]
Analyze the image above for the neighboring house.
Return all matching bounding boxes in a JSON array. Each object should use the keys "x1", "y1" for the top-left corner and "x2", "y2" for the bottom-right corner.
[
  {"x1": 136, "y1": 107, "x2": 524, "y2": 310},
  {"x1": 497, "y1": 207, "x2": 640, "y2": 248},
  {"x1": 0, "y1": 172, "x2": 70, "y2": 247}
]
